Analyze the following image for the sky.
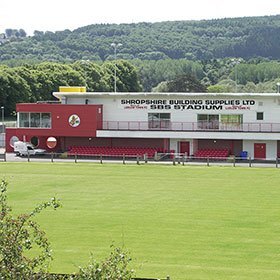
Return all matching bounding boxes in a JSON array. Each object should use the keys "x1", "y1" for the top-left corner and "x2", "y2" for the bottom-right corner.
[{"x1": 0, "y1": 0, "x2": 279, "y2": 35}]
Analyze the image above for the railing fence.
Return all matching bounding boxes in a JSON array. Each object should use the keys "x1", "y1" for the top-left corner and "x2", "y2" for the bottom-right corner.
[{"x1": 1, "y1": 151, "x2": 280, "y2": 168}]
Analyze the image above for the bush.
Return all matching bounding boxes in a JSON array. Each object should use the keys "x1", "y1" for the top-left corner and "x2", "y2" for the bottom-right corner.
[
  {"x1": 0, "y1": 179, "x2": 61, "y2": 279},
  {"x1": 0, "y1": 179, "x2": 134, "y2": 280}
]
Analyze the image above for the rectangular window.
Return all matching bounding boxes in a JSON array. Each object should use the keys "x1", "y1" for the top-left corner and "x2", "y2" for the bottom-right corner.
[
  {"x1": 220, "y1": 114, "x2": 243, "y2": 130},
  {"x1": 18, "y1": 112, "x2": 51, "y2": 128},
  {"x1": 148, "y1": 113, "x2": 170, "y2": 129},
  {"x1": 19, "y1": 113, "x2": 29, "y2": 128},
  {"x1": 197, "y1": 114, "x2": 219, "y2": 129},
  {"x1": 256, "y1": 112, "x2": 264, "y2": 120},
  {"x1": 30, "y1": 113, "x2": 41, "y2": 127},
  {"x1": 41, "y1": 113, "x2": 51, "y2": 128},
  {"x1": 221, "y1": 114, "x2": 243, "y2": 124}
]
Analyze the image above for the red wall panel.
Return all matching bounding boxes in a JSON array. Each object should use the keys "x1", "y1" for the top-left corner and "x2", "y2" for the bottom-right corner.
[
  {"x1": 16, "y1": 103, "x2": 103, "y2": 137},
  {"x1": 6, "y1": 103, "x2": 103, "y2": 152}
]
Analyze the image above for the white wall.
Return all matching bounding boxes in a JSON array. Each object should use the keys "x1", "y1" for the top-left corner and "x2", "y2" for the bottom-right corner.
[
  {"x1": 65, "y1": 94, "x2": 280, "y2": 125},
  {"x1": 243, "y1": 140, "x2": 277, "y2": 160},
  {"x1": 170, "y1": 139, "x2": 193, "y2": 154}
]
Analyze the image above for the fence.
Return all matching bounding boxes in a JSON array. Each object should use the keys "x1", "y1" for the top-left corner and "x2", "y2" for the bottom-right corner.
[
  {"x1": 103, "y1": 120, "x2": 280, "y2": 133},
  {"x1": 41, "y1": 274, "x2": 170, "y2": 280},
  {"x1": 2, "y1": 151, "x2": 280, "y2": 168}
]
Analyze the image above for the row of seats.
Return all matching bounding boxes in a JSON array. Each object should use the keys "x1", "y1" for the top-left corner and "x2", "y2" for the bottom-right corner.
[
  {"x1": 194, "y1": 149, "x2": 230, "y2": 158},
  {"x1": 67, "y1": 146, "x2": 159, "y2": 158}
]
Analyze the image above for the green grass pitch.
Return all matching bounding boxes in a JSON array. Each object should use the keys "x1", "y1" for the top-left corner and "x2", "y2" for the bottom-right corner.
[{"x1": 1, "y1": 162, "x2": 280, "y2": 279}]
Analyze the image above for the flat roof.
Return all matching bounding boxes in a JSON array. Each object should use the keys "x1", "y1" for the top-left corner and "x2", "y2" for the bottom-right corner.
[{"x1": 53, "y1": 92, "x2": 280, "y2": 99}]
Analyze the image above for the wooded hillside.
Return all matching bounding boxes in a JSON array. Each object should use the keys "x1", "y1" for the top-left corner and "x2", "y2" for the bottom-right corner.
[{"x1": 1, "y1": 15, "x2": 280, "y2": 62}]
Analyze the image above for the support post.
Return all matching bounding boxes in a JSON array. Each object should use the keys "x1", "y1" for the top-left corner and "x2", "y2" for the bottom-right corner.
[
  {"x1": 276, "y1": 157, "x2": 278, "y2": 168},
  {"x1": 207, "y1": 156, "x2": 209, "y2": 167},
  {"x1": 123, "y1": 154, "x2": 125, "y2": 164},
  {"x1": 173, "y1": 156, "x2": 176, "y2": 166},
  {"x1": 233, "y1": 156, "x2": 236, "y2": 167},
  {"x1": 4, "y1": 152, "x2": 6, "y2": 162},
  {"x1": 75, "y1": 153, "x2": 77, "y2": 163},
  {"x1": 249, "y1": 157, "x2": 252, "y2": 167},
  {"x1": 100, "y1": 154, "x2": 103, "y2": 164}
]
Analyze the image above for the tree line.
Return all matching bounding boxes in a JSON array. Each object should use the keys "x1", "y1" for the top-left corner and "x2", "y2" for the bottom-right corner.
[
  {"x1": 0, "y1": 61, "x2": 141, "y2": 117},
  {"x1": 1, "y1": 58, "x2": 280, "y2": 117},
  {"x1": 1, "y1": 15, "x2": 280, "y2": 62}
]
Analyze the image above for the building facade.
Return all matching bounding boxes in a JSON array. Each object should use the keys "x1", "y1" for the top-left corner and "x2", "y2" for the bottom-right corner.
[{"x1": 6, "y1": 89, "x2": 280, "y2": 159}]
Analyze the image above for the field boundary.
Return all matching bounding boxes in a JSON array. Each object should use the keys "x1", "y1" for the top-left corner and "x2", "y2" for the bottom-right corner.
[{"x1": 2, "y1": 151, "x2": 280, "y2": 168}]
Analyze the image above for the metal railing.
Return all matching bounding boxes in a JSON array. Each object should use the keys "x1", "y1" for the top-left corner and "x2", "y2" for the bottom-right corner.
[
  {"x1": 3, "y1": 152, "x2": 280, "y2": 168},
  {"x1": 102, "y1": 121, "x2": 280, "y2": 133}
]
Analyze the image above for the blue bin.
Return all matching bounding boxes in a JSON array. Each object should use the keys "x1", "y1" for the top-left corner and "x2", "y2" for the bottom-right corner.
[{"x1": 240, "y1": 151, "x2": 248, "y2": 159}]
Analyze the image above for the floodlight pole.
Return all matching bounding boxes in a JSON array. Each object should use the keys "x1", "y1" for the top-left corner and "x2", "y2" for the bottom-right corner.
[
  {"x1": 1, "y1": 106, "x2": 4, "y2": 133},
  {"x1": 277, "y1": 82, "x2": 280, "y2": 93},
  {"x1": 81, "y1": 59, "x2": 90, "y2": 89},
  {"x1": 111, "y1": 43, "x2": 122, "y2": 93}
]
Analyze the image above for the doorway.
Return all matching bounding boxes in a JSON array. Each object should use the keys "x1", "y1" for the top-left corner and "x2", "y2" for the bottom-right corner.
[
  {"x1": 179, "y1": 141, "x2": 190, "y2": 155},
  {"x1": 254, "y1": 143, "x2": 266, "y2": 159}
]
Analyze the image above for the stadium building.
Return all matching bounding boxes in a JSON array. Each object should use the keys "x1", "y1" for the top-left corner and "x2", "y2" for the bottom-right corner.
[{"x1": 5, "y1": 87, "x2": 280, "y2": 160}]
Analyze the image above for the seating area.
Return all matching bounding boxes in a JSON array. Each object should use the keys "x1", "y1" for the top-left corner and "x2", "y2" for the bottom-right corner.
[
  {"x1": 194, "y1": 149, "x2": 230, "y2": 158},
  {"x1": 67, "y1": 146, "x2": 159, "y2": 158}
]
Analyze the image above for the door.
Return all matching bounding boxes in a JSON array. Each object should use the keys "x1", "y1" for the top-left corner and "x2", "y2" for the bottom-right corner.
[
  {"x1": 180, "y1": 141, "x2": 190, "y2": 155},
  {"x1": 254, "y1": 143, "x2": 266, "y2": 159}
]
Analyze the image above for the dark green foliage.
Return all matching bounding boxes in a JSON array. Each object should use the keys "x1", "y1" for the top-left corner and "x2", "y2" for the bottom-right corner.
[
  {"x1": 166, "y1": 74, "x2": 207, "y2": 92},
  {"x1": 1, "y1": 15, "x2": 280, "y2": 62},
  {"x1": 0, "y1": 61, "x2": 142, "y2": 117}
]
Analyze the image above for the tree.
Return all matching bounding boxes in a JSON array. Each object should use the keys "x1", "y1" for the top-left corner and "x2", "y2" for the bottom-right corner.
[
  {"x1": 165, "y1": 74, "x2": 207, "y2": 92},
  {"x1": 77, "y1": 246, "x2": 134, "y2": 280},
  {"x1": 207, "y1": 84, "x2": 228, "y2": 93},
  {"x1": 0, "y1": 179, "x2": 61, "y2": 279},
  {"x1": 0, "y1": 179, "x2": 134, "y2": 279},
  {"x1": 102, "y1": 60, "x2": 142, "y2": 92}
]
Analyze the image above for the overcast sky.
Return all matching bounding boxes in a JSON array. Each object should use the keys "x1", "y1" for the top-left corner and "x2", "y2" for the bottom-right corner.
[{"x1": 1, "y1": 0, "x2": 279, "y2": 35}]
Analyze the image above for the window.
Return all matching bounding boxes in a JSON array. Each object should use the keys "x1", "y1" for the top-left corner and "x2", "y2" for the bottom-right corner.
[
  {"x1": 197, "y1": 114, "x2": 219, "y2": 129},
  {"x1": 256, "y1": 112, "x2": 264, "y2": 120},
  {"x1": 220, "y1": 114, "x2": 243, "y2": 130},
  {"x1": 148, "y1": 113, "x2": 170, "y2": 129},
  {"x1": 221, "y1": 115, "x2": 243, "y2": 124},
  {"x1": 41, "y1": 113, "x2": 51, "y2": 128},
  {"x1": 9, "y1": 136, "x2": 19, "y2": 148},
  {"x1": 31, "y1": 136, "x2": 39, "y2": 147},
  {"x1": 18, "y1": 112, "x2": 51, "y2": 128},
  {"x1": 19, "y1": 113, "x2": 29, "y2": 128},
  {"x1": 30, "y1": 113, "x2": 40, "y2": 127}
]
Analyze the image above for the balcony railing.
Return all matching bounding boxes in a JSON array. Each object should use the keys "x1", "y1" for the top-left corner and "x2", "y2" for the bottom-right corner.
[{"x1": 102, "y1": 121, "x2": 280, "y2": 133}]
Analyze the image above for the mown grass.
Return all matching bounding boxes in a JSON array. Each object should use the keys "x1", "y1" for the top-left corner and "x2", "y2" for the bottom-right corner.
[{"x1": 1, "y1": 162, "x2": 280, "y2": 279}]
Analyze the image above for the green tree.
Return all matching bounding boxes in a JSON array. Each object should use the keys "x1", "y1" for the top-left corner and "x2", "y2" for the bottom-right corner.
[
  {"x1": 165, "y1": 74, "x2": 207, "y2": 92},
  {"x1": 0, "y1": 179, "x2": 134, "y2": 280},
  {"x1": 207, "y1": 84, "x2": 228, "y2": 93},
  {"x1": 0, "y1": 66, "x2": 32, "y2": 116},
  {"x1": 102, "y1": 60, "x2": 142, "y2": 92},
  {"x1": 77, "y1": 246, "x2": 134, "y2": 280},
  {"x1": 0, "y1": 179, "x2": 61, "y2": 279}
]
